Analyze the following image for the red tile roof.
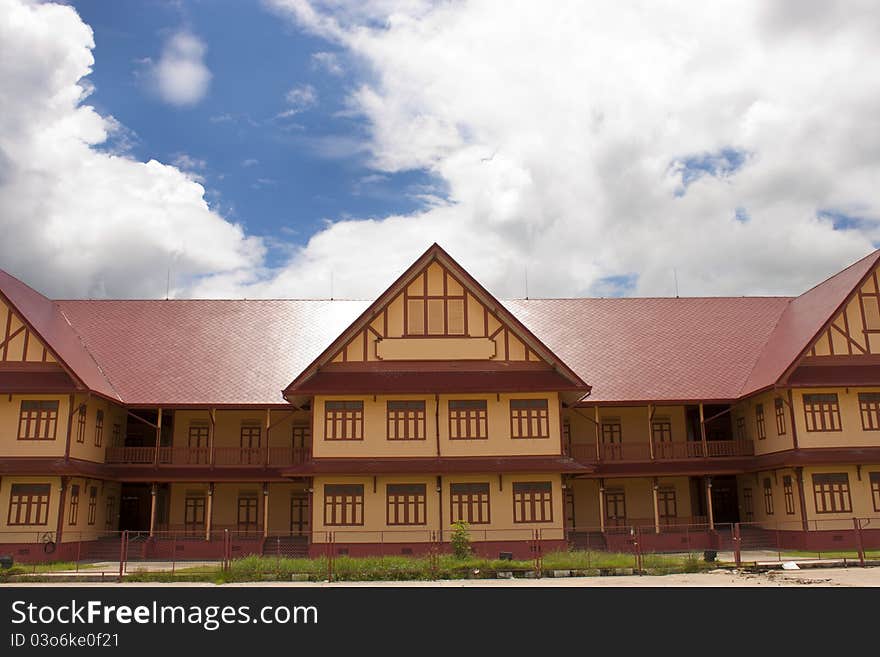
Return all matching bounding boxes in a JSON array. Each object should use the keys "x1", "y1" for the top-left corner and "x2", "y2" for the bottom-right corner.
[{"x1": 1, "y1": 248, "x2": 877, "y2": 406}]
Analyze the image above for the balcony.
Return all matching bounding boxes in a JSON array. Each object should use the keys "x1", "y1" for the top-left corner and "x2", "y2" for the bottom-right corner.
[
  {"x1": 566, "y1": 439, "x2": 754, "y2": 464},
  {"x1": 105, "y1": 446, "x2": 310, "y2": 467}
]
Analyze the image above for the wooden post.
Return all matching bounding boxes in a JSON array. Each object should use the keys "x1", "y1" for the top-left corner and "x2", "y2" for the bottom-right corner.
[
  {"x1": 647, "y1": 403, "x2": 655, "y2": 461},
  {"x1": 209, "y1": 408, "x2": 216, "y2": 467},
  {"x1": 794, "y1": 467, "x2": 809, "y2": 532},
  {"x1": 598, "y1": 479, "x2": 606, "y2": 533},
  {"x1": 55, "y1": 476, "x2": 69, "y2": 545},
  {"x1": 205, "y1": 483, "x2": 214, "y2": 541},
  {"x1": 652, "y1": 478, "x2": 660, "y2": 534},
  {"x1": 262, "y1": 483, "x2": 270, "y2": 538},
  {"x1": 594, "y1": 406, "x2": 601, "y2": 462},
  {"x1": 699, "y1": 402, "x2": 708, "y2": 458},
  {"x1": 307, "y1": 478, "x2": 315, "y2": 545},
  {"x1": 149, "y1": 483, "x2": 158, "y2": 537},
  {"x1": 264, "y1": 408, "x2": 271, "y2": 467},
  {"x1": 705, "y1": 477, "x2": 715, "y2": 530},
  {"x1": 153, "y1": 408, "x2": 162, "y2": 465}
]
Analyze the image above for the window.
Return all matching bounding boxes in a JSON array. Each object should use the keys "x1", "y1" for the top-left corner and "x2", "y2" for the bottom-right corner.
[
  {"x1": 651, "y1": 419, "x2": 672, "y2": 443},
  {"x1": 323, "y1": 484, "x2": 364, "y2": 526},
  {"x1": 604, "y1": 489, "x2": 626, "y2": 527},
  {"x1": 387, "y1": 401, "x2": 426, "y2": 440},
  {"x1": 386, "y1": 484, "x2": 426, "y2": 525},
  {"x1": 763, "y1": 478, "x2": 774, "y2": 515},
  {"x1": 68, "y1": 485, "x2": 80, "y2": 525},
  {"x1": 601, "y1": 421, "x2": 621, "y2": 443},
  {"x1": 775, "y1": 398, "x2": 787, "y2": 435},
  {"x1": 105, "y1": 497, "x2": 115, "y2": 530},
  {"x1": 237, "y1": 495, "x2": 259, "y2": 532},
  {"x1": 291, "y1": 425, "x2": 311, "y2": 448},
  {"x1": 404, "y1": 267, "x2": 466, "y2": 336},
  {"x1": 657, "y1": 488, "x2": 677, "y2": 525},
  {"x1": 111, "y1": 423, "x2": 122, "y2": 447},
  {"x1": 94, "y1": 410, "x2": 104, "y2": 447},
  {"x1": 510, "y1": 399, "x2": 550, "y2": 439},
  {"x1": 448, "y1": 400, "x2": 488, "y2": 440},
  {"x1": 735, "y1": 416, "x2": 747, "y2": 441},
  {"x1": 324, "y1": 401, "x2": 364, "y2": 441},
  {"x1": 513, "y1": 482, "x2": 553, "y2": 523},
  {"x1": 7, "y1": 484, "x2": 50, "y2": 525},
  {"x1": 17, "y1": 400, "x2": 59, "y2": 440},
  {"x1": 813, "y1": 473, "x2": 852, "y2": 513},
  {"x1": 783, "y1": 475, "x2": 795, "y2": 515},
  {"x1": 87, "y1": 487, "x2": 97, "y2": 525},
  {"x1": 240, "y1": 424, "x2": 261, "y2": 464},
  {"x1": 184, "y1": 495, "x2": 206, "y2": 532},
  {"x1": 755, "y1": 404, "x2": 766, "y2": 440},
  {"x1": 871, "y1": 473, "x2": 880, "y2": 512},
  {"x1": 188, "y1": 423, "x2": 210, "y2": 464},
  {"x1": 742, "y1": 488, "x2": 753, "y2": 521},
  {"x1": 450, "y1": 483, "x2": 490, "y2": 524},
  {"x1": 803, "y1": 393, "x2": 842, "y2": 432},
  {"x1": 76, "y1": 404, "x2": 86, "y2": 443},
  {"x1": 858, "y1": 393, "x2": 880, "y2": 431}
]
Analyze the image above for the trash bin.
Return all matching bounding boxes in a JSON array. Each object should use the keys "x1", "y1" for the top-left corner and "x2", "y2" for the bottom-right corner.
[
  {"x1": 703, "y1": 550, "x2": 717, "y2": 563},
  {"x1": 0, "y1": 555, "x2": 13, "y2": 569}
]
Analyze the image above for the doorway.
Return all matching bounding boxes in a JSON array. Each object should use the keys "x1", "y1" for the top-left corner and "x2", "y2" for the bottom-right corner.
[{"x1": 290, "y1": 494, "x2": 309, "y2": 536}]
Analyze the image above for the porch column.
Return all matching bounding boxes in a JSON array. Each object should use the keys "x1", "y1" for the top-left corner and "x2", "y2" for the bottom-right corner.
[
  {"x1": 208, "y1": 408, "x2": 216, "y2": 467},
  {"x1": 647, "y1": 403, "x2": 655, "y2": 461},
  {"x1": 263, "y1": 483, "x2": 270, "y2": 538},
  {"x1": 594, "y1": 406, "x2": 601, "y2": 462},
  {"x1": 699, "y1": 403, "x2": 708, "y2": 458},
  {"x1": 794, "y1": 467, "x2": 809, "y2": 532},
  {"x1": 205, "y1": 483, "x2": 214, "y2": 541},
  {"x1": 264, "y1": 408, "x2": 271, "y2": 467},
  {"x1": 598, "y1": 480, "x2": 606, "y2": 533},
  {"x1": 307, "y1": 478, "x2": 315, "y2": 544},
  {"x1": 55, "y1": 476, "x2": 70, "y2": 545},
  {"x1": 705, "y1": 476, "x2": 715, "y2": 530},
  {"x1": 652, "y1": 478, "x2": 660, "y2": 534},
  {"x1": 149, "y1": 483, "x2": 158, "y2": 537},
  {"x1": 153, "y1": 408, "x2": 162, "y2": 465}
]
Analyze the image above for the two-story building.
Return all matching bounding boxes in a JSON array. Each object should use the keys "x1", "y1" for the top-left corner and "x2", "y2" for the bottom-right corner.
[{"x1": 0, "y1": 244, "x2": 879, "y2": 560}]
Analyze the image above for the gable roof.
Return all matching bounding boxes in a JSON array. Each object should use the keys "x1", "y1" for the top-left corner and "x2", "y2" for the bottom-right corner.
[
  {"x1": 739, "y1": 249, "x2": 880, "y2": 397},
  {"x1": 0, "y1": 269, "x2": 120, "y2": 401},
  {"x1": 283, "y1": 243, "x2": 591, "y2": 396}
]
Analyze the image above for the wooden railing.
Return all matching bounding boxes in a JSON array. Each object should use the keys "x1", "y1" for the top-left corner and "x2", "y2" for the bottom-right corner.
[
  {"x1": 105, "y1": 446, "x2": 310, "y2": 466},
  {"x1": 566, "y1": 439, "x2": 754, "y2": 463}
]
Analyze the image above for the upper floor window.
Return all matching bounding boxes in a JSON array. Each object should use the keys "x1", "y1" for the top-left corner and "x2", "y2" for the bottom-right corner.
[
  {"x1": 513, "y1": 482, "x2": 553, "y2": 523},
  {"x1": 735, "y1": 416, "x2": 747, "y2": 441},
  {"x1": 763, "y1": 478, "x2": 774, "y2": 515},
  {"x1": 755, "y1": 404, "x2": 766, "y2": 440},
  {"x1": 324, "y1": 484, "x2": 364, "y2": 526},
  {"x1": 324, "y1": 401, "x2": 364, "y2": 441},
  {"x1": 111, "y1": 423, "x2": 122, "y2": 447},
  {"x1": 651, "y1": 419, "x2": 672, "y2": 443},
  {"x1": 775, "y1": 398, "x2": 787, "y2": 435},
  {"x1": 783, "y1": 475, "x2": 795, "y2": 515},
  {"x1": 8, "y1": 483, "x2": 50, "y2": 525},
  {"x1": 404, "y1": 268, "x2": 466, "y2": 336},
  {"x1": 386, "y1": 484, "x2": 427, "y2": 525},
  {"x1": 449, "y1": 400, "x2": 487, "y2": 440},
  {"x1": 858, "y1": 393, "x2": 880, "y2": 431},
  {"x1": 189, "y1": 423, "x2": 209, "y2": 448},
  {"x1": 450, "y1": 482, "x2": 490, "y2": 524},
  {"x1": 387, "y1": 400, "x2": 426, "y2": 441},
  {"x1": 601, "y1": 420, "x2": 621, "y2": 443},
  {"x1": 17, "y1": 400, "x2": 59, "y2": 440},
  {"x1": 68, "y1": 484, "x2": 80, "y2": 525},
  {"x1": 75, "y1": 404, "x2": 87, "y2": 443},
  {"x1": 240, "y1": 424, "x2": 261, "y2": 448},
  {"x1": 510, "y1": 399, "x2": 549, "y2": 439},
  {"x1": 94, "y1": 410, "x2": 104, "y2": 447},
  {"x1": 292, "y1": 425, "x2": 311, "y2": 449},
  {"x1": 812, "y1": 473, "x2": 852, "y2": 513},
  {"x1": 803, "y1": 393, "x2": 842, "y2": 432}
]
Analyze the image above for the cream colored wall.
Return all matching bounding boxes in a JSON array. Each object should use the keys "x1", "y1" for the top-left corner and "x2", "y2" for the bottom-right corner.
[
  {"x1": 62, "y1": 478, "x2": 121, "y2": 541},
  {"x1": 0, "y1": 476, "x2": 62, "y2": 543},
  {"x1": 736, "y1": 470, "x2": 802, "y2": 529},
  {"x1": 733, "y1": 391, "x2": 795, "y2": 456},
  {"x1": 0, "y1": 394, "x2": 71, "y2": 457},
  {"x1": 67, "y1": 395, "x2": 127, "y2": 463},
  {"x1": 170, "y1": 409, "x2": 311, "y2": 450},
  {"x1": 792, "y1": 387, "x2": 880, "y2": 448},
  {"x1": 311, "y1": 473, "x2": 564, "y2": 543},
  {"x1": 569, "y1": 476, "x2": 694, "y2": 529},
  {"x1": 564, "y1": 404, "x2": 688, "y2": 449},
  {"x1": 312, "y1": 393, "x2": 561, "y2": 458}
]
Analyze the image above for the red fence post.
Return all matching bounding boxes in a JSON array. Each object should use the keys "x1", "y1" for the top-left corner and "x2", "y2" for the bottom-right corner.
[
  {"x1": 733, "y1": 523, "x2": 741, "y2": 567},
  {"x1": 854, "y1": 518, "x2": 865, "y2": 567},
  {"x1": 117, "y1": 530, "x2": 127, "y2": 582},
  {"x1": 75, "y1": 536, "x2": 82, "y2": 574}
]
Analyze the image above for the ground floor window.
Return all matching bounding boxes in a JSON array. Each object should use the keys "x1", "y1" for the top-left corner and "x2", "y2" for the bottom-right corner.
[
  {"x1": 872, "y1": 473, "x2": 880, "y2": 513},
  {"x1": 657, "y1": 487, "x2": 676, "y2": 525},
  {"x1": 323, "y1": 484, "x2": 364, "y2": 526},
  {"x1": 68, "y1": 484, "x2": 80, "y2": 525},
  {"x1": 238, "y1": 494, "x2": 259, "y2": 531},
  {"x1": 742, "y1": 487, "x2": 753, "y2": 521},
  {"x1": 105, "y1": 496, "x2": 115, "y2": 530},
  {"x1": 450, "y1": 483, "x2": 490, "y2": 524},
  {"x1": 87, "y1": 487, "x2": 97, "y2": 525},
  {"x1": 604, "y1": 489, "x2": 626, "y2": 527},
  {"x1": 813, "y1": 473, "x2": 852, "y2": 514},
  {"x1": 783, "y1": 475, "x2": 795, "y2": 515},
  {"x1": 184, "y1": 495, "x2": 206, "y2": 532},
  {"x1": 512, "y1": 482, "x2": 553, "y2": 523},
  {"x1": 386, "y1": 484, "x2": 427, "y2": 525},
  {"x1": 8, "y1": 484, "x2": 51, "y2": 526}
]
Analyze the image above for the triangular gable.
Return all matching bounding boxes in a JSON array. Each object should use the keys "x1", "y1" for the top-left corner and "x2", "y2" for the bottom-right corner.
[
  {"x1": 284, "y1": 244, "x2": 590, "y2": 394},
  {"x1": 0, "y1": 296, "x2": 59, "y2": 364},
  {"x1": 740, "y1": 249, "x2": 880, "y2": 396},
  {"x1": 0, "y1": 269, "x2": 121, "y2": 401}
]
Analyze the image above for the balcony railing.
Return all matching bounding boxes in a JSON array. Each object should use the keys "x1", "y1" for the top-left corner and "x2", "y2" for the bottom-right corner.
[
  {"x1": 566, "y1": 439, "x2": 754, "y2": 464},
  {"x1": 105, "y1": 446, "x2": 310, "y2": 466}
]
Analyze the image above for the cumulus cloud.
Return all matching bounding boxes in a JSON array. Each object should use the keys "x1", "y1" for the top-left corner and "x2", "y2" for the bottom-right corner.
[
  {"x1": 311, "y1": 51, "x2": 343, "y2": 75},
  {"x1": 150, "y1": 30, "x2": 211, "y2": 106},
  {"x1": 0, "y1": 0, "x2": 262, "y2": 298},
  {"x1": 277, "y1": 84, "x2": 318, "y2": 118}
]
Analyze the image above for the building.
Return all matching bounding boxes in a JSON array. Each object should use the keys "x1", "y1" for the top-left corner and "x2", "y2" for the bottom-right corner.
[{"x1": 1, "y1": 243, "x2": 879, "y2": 561}]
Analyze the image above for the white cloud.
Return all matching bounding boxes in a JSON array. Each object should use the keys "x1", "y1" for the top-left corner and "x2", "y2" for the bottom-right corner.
[
  {"x1": 0, "y1": 0, "x2": 262, "y2": 298},
  {"x1": 242, "y1": 158, "x2": 259, "y2": 167},
  {"x1": 311, "y1": 51, "x2": 343, "y2": 75},
  {"x1": 277, "y1": 84, "x2": 318, "y2": 117},
  {"x1": 235, "y1": 0, "x2": 880, "y2": 300},
  {"x1": 150, "y1": 30, "x2": 211, "y2": 106}
]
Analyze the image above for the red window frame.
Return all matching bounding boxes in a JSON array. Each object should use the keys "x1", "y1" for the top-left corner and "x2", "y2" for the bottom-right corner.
[
  {"x1": 858, "y1": 393, "x2": 880, "y2": 431},
  {"x1": 105, "y1": 496, "x2": 115, "y2": 530},
  {"x1": 762, "y1": 478, "x2": 774, "y2": 515},
  {"x1": 871, "y1": 473, "x2": 880, "y2": 512},
  {"x1": 387, "y1": 400, "x2": 426, "y2": 441},
  {"x1": 68, "y1": 484, "x2": 80, "y2": 525},
  {"x1": 450, "y1": 483, "x2": 490, "y2": 524},
  {"x1": 7, "y1": 484, "x2": 51, "y2": 526},
  {"x1": 735, "y1": 416, "x2": 747, "y2": 441},
  {"x1": 403, "y1": 268, "x2": 467, "y2": 336},
  {"x1": 323, "y1": 484, "x2": 364, "y2": 526},
  {"x1": 94, "y1": 410, "x2": 104, "y2": 447},
  {"x1": 651, "y1": 420, "x2": 672, "y2": 443},
  {"x1": 513, "y1": 482, "x2": 553, "y2": 523},
  {"x1": 742, "y1": 487, "x2": 753, "y2": 521},
  {"x1": 386, "y1": 484, "x2": 427, "y2": 526},
  {"x1": 324, "y1": 401, "x2": 364, "y2": 441},
  {"x1": 657, "y1": 488, "x2": 677, "y2": 525},
  {"x1": 510, "y1": 399, "x2": 550, "y2": 439},
  {"x1": 87, "y1": 487, "x2": 97, "y2": 525},
  {"x1": 237, "y1": 495, "x2": 259, "y2": 532},
  {"x1": 783, "y1": 475, "x2": 795, "y2": 515},
  {"x1": 184, "y1": 495, "x2": 206, "y2": 533},
  {"x1": 604, "y1": 489, "x2": 626, "y2": 527},
  {"x1": 76, "y1": 404, "x2": 87, "y2": 444},
  {"x1": 812, "y1": 473, "x2": 852, "y2": 514},
  {"x1": 803, "y1": 394, "x2": 842, "y2": 432},
  {"x1": 449, "y1": 400, "x2": 488, "y2": 440},
  {"x1": 775, "y1": 398, "x2": 787, "y2": 435},
  {"x1": 17, "y1": 400, "x2": 59, "y2": 440},
  {"x1": 755, "y1": 404, "x2": 766, "y2": 440}
]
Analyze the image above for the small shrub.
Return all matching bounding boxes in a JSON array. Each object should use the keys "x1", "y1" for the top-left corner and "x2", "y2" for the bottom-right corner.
[{"x1": 450, "y1": 521, "x2": 471, "y2": 559}]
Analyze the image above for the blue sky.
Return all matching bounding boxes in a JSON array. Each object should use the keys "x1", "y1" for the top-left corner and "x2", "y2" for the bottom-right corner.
[{"x1": 73, "y1": 0, "x2": 438, "y2": 268}]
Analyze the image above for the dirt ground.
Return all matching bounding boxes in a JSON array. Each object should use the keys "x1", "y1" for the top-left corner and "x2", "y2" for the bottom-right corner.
[{"x1": 4, "y1": 566, "x2": 879, "y2": 587}]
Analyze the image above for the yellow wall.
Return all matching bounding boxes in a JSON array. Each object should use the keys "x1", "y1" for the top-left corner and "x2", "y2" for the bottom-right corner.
[
  {"x1": 791, "y1": 387, "x2": 880, "y2": 448},
  {"x1": 732, "y1": 391, "x2": 795, "y2": 456},
  {"x1": 170, "y1": 409, "x2": 311, "y2": 450},
  {"x1": 312, "y1": 393, "x2": 561, "y2": 458},
  {"x1": 569, "y1": 476, "x2": 694, "y2": 529},
  {"x1": 564, "y1": 404, "x2": 688, "y2": 451},
  {"x1": 0, "y1": 394, "x2": 71, "y2": 457},
  {"x1": 0, "y1": 300, "x2": 58, "y2": 363}
]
